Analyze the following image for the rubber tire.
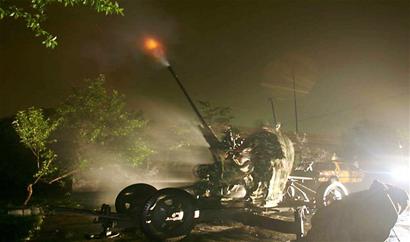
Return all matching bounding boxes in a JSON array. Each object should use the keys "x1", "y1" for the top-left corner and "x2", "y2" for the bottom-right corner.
[
  {"x1": 316, "y1": 181, "x2": 348, "y2": 208},
  {"x1": 140, "y1": 188, "x2": 196, "y2": 241},
  {"x1": 115, "y1": 183, "x2": 157, "y2": 214}
]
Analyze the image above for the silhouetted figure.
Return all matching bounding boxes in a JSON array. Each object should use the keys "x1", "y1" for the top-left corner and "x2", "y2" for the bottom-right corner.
[{"x1": 301, "y1": 180, "x2": 408, "y2": 242}]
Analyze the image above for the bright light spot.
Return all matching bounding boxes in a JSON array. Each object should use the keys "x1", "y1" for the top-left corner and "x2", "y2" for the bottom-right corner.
[
  {"x1": 144, "y1": 38, "x2": 159, "y2": 50},
  {"x1": 390, "y1": 167, "x2": 410, "y2": 182},
  {"x1": 194, "y1": 210, "x2": 200, "y2": 218},
  {"x1": 142, "y1": 36, "x2": 170, "y2": 66}
]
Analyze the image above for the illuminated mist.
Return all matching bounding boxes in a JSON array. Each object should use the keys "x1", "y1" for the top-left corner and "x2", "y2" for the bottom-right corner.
[{"x1": 72, "y1": 99, "x2": 213, "y2": 205}]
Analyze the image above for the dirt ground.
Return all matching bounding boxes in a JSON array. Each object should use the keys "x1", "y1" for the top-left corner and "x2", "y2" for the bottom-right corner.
[
  {"x1": 25, "y1": 191, "x2": 300, "y2": 242},
  {"x1": 29, "y1": 208, "x2": 409, "y2": 242},
  {"x1": 30, "y1": 209, "x2": 410, "y2": 242},
  {"x1": 27, "y1": 188, "x2": 409, "y2": 242},
  {"x1": 32, "y1": 213, "x2": 300, "y2": 242}
]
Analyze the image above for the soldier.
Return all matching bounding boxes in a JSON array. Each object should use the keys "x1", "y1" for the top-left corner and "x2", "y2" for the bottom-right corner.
[
  {"x1": 227, "y1": 125, "x2": 294, "y2": 207},
  {"x1": 301, "y1": 180, "x2": 409, "y2": 242}
]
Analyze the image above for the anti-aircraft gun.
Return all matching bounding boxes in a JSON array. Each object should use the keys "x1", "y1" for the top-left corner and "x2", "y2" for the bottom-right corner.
[
  {"x1": 166, "y1": 65, "x2": 244, "y2": 198},
  {"x1": 166, "y1": 64, "x2": 296, "y2": 206},
  {"x1": 165, "y1": 63, "x2": 348, "y2": 209},
  {"x1": 104, "y1": 61, "x2": 311, "y2": 241},
  {"x1": 110, "y1": 53, "x2": 348, "y2": 237}
]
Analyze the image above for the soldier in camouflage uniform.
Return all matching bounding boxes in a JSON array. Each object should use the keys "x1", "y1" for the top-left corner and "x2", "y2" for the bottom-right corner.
[{"x1": 222, "y1": 125, "x2": 294, "y2": 207}]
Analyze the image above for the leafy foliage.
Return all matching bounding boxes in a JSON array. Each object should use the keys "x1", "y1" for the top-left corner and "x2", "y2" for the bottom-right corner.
[
  {"x1": 12, "y1": 107, "x2": 61, "y2": 205},
  {"x1": 58, "y1": 75, "x2": 152, "y2": 167},
  {"x1": 0, "y1": 0, "x2": 123, "y2": 48},
  {"x1": 197, "y1": 100, "x2": 234, "y2": 136},
  {"x1": 293, "y1": 133, "x2": 331, "y2": 165},
  {"x1": 12, "y1": 75, "x2": 152, "y2": 204},
  {"x1": 155, "y1": 100, "x2": 235, "y2": 158},
  {"x1": 12, "y1": 107, "x2": 60, "y2": 180}
]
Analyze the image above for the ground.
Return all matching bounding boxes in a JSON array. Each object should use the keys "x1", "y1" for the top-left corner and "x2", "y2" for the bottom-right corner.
[
  {"x1": 32, "y1": 212, "x2": 410, "y2": 242},
  {"x1": 31, "y1": 203, "x2": 409, "y2": 242},
  {"x1": 32, "y1": 213, "x2": 300, "y2": 242},
  {"x1": 28, "y1": 191, "x2": 303, "y2": 241}
]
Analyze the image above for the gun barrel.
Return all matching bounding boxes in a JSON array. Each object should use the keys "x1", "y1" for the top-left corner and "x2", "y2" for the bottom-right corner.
[
  {"x1": 167, "y1": 66, "x2": 206, "y2": 127},
  {"x1": 166, "y1": 65, "x2": 220, "y2": 147}
]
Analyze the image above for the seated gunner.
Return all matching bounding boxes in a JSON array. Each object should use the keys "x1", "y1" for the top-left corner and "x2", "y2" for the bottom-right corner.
[{"x1": 221, "y1": 124, "x2": 294, "y2": 207}]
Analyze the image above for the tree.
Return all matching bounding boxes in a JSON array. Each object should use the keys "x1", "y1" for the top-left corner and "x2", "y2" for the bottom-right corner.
[
  {"x1": 12, "y1": 107, "x2": 61, "y2": 205},
  {"x1": 57, "y1": 75, "x2": 152, "y2": 171},
  {"x1": 197, "y1": 100, "x2": 234, "y2": 136},
  {"x1": 0, "y1": 0, "x2": 123, "y2": 48},
  {"x1": 142, "y1": 101, "x2": 235, "y2": 171},
  {"x1": 292, "y1": 133, "x2": 331, "y2": 165},
  {"x1": 154, "y1": 100, "x2": 235, "y2": 150},
  {"x1": 13, "y1": 75, "x2": 152, "y2": 205}
]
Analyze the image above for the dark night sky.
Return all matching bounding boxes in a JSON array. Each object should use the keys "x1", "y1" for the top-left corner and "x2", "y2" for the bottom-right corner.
[{"x1": 0, "y1": 0, "x2": 409, "y2": 135}]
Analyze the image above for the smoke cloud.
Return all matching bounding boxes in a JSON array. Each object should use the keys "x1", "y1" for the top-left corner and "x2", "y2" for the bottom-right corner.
[{"x1": 72, "y1": 98, "x2": 214, "y2": 205}]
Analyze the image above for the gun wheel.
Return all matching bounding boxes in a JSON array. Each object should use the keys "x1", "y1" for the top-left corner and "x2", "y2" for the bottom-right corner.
[
  {"x1": 140, "y1": 188, "x2": 195, "y2": 241},
  {"x1": 115, "y1": 183, "x2": 157, "y2": 214},
  {"x1": 316, "y1": 181, "x2": 348, "y2": 207}
]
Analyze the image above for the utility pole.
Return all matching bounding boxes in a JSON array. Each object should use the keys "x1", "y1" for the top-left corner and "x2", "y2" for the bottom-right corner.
[
  {"x1": 292, "y1": 69, "x2": 299, "y2": 133},
  {"x1": 268, "y1": 97, "x2": 278, "y2": 126}
]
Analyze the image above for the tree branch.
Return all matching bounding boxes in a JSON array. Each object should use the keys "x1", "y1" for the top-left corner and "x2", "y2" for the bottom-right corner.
[{"x1": 48, "y1": 169, "x2": 80, "y2": 184}]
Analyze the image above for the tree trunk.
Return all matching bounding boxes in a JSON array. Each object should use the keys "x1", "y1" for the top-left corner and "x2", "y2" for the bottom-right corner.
[{"x1": 23, "y1": 183, "x2": 33, "y2": 206}]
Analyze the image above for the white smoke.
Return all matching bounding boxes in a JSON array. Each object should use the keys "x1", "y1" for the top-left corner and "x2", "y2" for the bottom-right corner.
[{"x1": 72, "y1": 98, "x2": 214, "y2": 205}]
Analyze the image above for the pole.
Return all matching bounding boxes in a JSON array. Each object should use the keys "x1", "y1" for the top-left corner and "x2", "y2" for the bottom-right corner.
[
  {"x1": 268, "y1": 97, "x2": 278, "y2": 125},
  {"x1": 292, "y1": 70, "x2": 299, "y2": 133}
]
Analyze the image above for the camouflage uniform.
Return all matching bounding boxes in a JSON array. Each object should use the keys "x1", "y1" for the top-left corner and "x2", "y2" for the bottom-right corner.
[{"x1": 223, "y1": 126, "x2": 294, "y2": 207}]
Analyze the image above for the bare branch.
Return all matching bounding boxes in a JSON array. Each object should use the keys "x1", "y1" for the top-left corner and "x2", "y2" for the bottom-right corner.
[{"x1": 48, "y1": 169, "x2": 80, "y2": 184}]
